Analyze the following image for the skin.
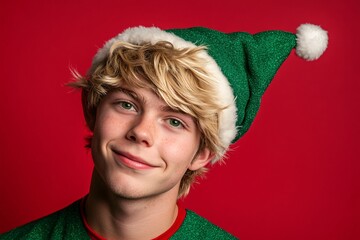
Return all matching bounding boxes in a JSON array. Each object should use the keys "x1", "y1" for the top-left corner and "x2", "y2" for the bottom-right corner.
[{"x1": 85, "y1": 84, "x2": 213, "y2": 239}]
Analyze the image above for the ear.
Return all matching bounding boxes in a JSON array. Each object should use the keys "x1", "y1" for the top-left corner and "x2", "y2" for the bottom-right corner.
[{"x1": 188, "y1": 148, "x2": 215, "y2": 171}]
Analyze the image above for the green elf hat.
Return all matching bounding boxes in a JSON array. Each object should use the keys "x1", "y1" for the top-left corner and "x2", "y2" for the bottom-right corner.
[{"x1": 91, "y1": 24, "x2": 328, "y2": 157}]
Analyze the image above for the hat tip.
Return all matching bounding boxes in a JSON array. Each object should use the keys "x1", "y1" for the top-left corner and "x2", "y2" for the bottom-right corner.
[{"x1": 295, "y1": 23, "x2": 328, "y2": 61}]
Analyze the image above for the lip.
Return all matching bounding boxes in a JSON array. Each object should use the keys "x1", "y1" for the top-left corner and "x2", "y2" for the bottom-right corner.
[{"x1": 112, "y1": 149, "x2": 156, "y2": 170}]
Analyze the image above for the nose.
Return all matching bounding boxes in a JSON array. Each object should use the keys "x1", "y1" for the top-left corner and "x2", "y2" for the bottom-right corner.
[{"x1": 126, "y1": 115, "x2": 154, "y2": 147}]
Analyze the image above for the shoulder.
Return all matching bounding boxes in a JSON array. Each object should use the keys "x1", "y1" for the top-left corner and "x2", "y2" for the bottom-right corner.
[
  {"x1": 0, "y1": 199, "x2": 89, "y2": 240},
  {"x1": 171, "y1": 209, "x2": 238, "y2": 239}
]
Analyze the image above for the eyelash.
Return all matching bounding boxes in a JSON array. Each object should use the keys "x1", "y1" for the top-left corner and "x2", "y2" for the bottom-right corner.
[
  {"x1": 116, "y1": 100, "x2": 137, "y2": 112},
  {"x1": 166, "y1": 118, "x2": 185, "y2": 129}
]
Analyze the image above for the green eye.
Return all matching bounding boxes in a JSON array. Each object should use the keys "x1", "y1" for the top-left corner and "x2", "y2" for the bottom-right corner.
[
  {"x1": 169, "y1": 119, "x2": 182, "y2": 127},
  {"x1": 116, "y1": 101, "x2": 136, "y2": 111},
  {"x1": 121, "y1": 102, "x2": 134, "y2": 110}
]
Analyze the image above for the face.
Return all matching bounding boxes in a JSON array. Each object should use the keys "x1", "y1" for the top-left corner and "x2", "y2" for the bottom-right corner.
[{"x1": 91, "y1": 85, "x2": 212, "y2": 200}]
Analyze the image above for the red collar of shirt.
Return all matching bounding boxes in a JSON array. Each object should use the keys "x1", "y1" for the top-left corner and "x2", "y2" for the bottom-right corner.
[{"x1": 80, "y1": 196, "x2": 186, "y2": 240}]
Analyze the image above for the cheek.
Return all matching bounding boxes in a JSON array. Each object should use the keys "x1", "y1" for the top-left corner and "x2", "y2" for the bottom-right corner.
[
  {"x1": 160, "y1": 135, "x2": 200, "y2": 166},
  {"x1": 94, "y1": 112, "x2": 122, "y2": 141},
  {"x1": 91, "y1": 113, "x2": 119, "y2": 159}
]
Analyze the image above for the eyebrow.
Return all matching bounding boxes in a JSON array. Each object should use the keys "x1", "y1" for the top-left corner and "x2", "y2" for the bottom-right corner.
[
  {"x1": 160, "y1": 105, "x2": 184, "y2": 114},
  {"x1": 119, "y1": 88, "x2": 147, "y2": 105}
]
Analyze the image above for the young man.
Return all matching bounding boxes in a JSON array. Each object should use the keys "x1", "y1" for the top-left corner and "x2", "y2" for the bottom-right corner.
[{"x1": 1, "y1": 24, "x2": 327, "y2": 239}]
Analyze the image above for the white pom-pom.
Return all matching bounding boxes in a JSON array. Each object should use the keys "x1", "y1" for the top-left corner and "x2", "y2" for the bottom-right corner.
[{"x1": 296, "y1": 23, "x2": 328, "y2": 61}]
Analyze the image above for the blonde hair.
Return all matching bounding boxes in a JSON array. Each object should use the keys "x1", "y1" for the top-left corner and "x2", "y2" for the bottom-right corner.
[{"x1": 70, "y1": 41, "x2": 226, "y2": 198}]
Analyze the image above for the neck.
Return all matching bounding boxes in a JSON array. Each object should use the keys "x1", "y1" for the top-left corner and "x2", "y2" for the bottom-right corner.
[{"x1": 84, "y1": 170, "x2": 179, "y2": 240}]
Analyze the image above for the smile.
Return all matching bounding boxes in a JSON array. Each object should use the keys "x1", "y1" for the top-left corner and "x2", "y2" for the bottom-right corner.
[{"x1": 112, "y1": 150, "x2": 156, "y2": 170}]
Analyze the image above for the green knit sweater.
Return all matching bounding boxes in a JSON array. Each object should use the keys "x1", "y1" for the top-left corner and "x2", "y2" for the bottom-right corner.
[{"x1": 0, "y1": 200, "x2": 237, "y2": 239}]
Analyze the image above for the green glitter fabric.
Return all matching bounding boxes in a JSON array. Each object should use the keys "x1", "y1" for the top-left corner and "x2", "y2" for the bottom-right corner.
[
  {"x1": 167, "y1": 27, "x2": 296, "y2": 141},
  {"x1": 0, "y1": 201, "x2": 88, "y2": 240},
  {"x1": 0, "y1": 199, "x2": 238, "y2": 239}
]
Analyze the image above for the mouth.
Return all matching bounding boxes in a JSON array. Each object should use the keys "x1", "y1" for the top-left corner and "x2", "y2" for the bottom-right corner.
[{"x1": 112, "y1": 149, "x2": 156, "y2": 170}]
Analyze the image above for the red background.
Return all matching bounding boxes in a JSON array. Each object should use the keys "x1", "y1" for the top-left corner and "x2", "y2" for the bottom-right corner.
[{"x1": 0, "y1": 0, "x2": 359, "y2": 239}]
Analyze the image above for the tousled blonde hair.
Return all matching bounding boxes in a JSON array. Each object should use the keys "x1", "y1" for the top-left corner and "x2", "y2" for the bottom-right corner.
[{"x1": 70, "y1": 41, "x2": 226, "y2": 198}]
